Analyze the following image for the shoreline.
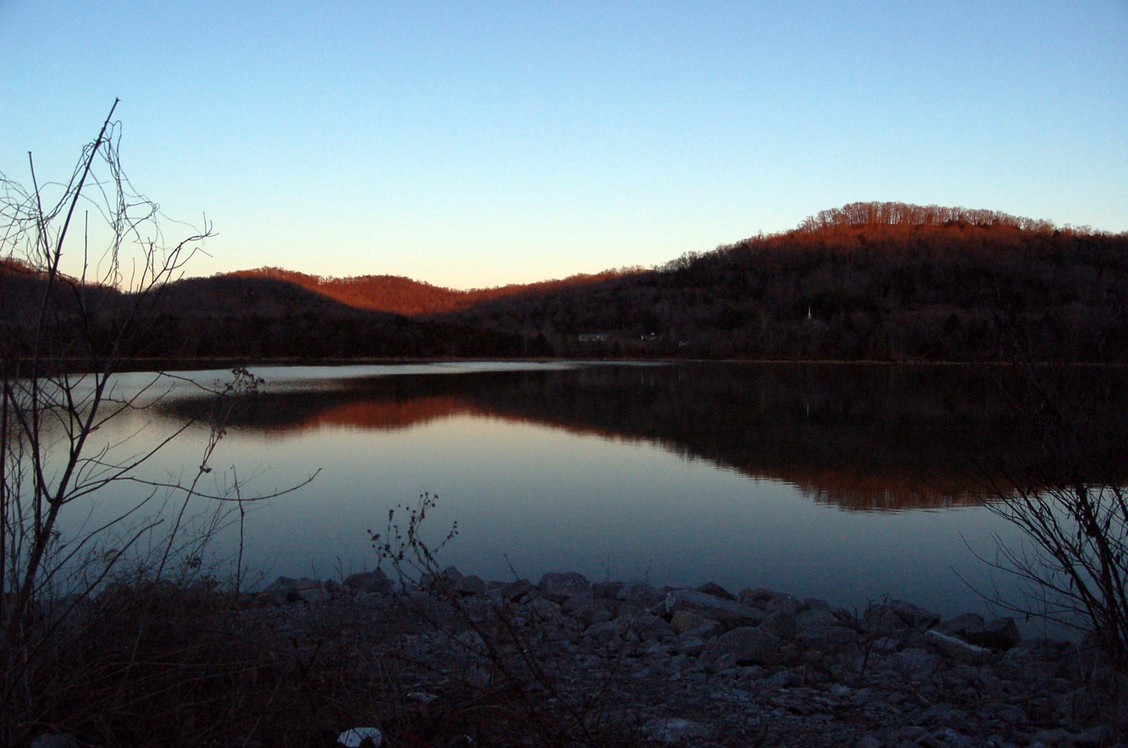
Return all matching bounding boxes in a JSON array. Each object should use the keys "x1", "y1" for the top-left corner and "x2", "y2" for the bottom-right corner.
[
  {"x1": 252, "y1": 566, "x2": 1124, "y2": 746},
  {"x1": 17, "y1": 356, "x2": 1128, "y2": 376},
  {"x1": 21, "y1": 566, "x2": 1125, "y2": 746}
]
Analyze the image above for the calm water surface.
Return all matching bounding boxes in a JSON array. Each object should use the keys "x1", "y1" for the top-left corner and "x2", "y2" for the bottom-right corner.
[{"x1": 62, "y1": 361, "x2": 1099, "y2": 625}]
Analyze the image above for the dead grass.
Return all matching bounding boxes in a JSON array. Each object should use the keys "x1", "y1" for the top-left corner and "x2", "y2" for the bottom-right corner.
[{"x1": 7, "y1": 581, "x2": 382, "y2": 747}]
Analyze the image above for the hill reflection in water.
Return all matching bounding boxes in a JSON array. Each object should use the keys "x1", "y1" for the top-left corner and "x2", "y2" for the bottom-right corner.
[{"x1": 164, "y1": 362, "x2": 1122, "y2": 512}]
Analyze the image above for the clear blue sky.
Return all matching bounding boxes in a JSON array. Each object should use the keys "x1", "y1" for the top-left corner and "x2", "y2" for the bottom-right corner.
[{"x1": 3, "y1": 1, "x2": 1126, "y2": 290}]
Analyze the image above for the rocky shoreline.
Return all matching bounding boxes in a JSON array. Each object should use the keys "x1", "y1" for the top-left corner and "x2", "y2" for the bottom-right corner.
[{"x1": 254, "y1": 568, "x2": 1127, "y2": 747}]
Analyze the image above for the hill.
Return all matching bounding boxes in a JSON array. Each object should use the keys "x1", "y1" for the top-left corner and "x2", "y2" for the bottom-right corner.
[
  {"x1": 436, "y1": 202, "x2": 1128, "y2": 361},
  {"x1": 221, "y1": 267, "x2": 638, "y2": 316},
  {"x1": 3, "y1": 202, "x2": 1127, "y2": 362}
]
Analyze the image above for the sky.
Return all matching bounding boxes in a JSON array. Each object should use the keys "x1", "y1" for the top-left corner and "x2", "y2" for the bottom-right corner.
[{"x1": 2, "y1": 1, "x2": 1126, "y2": 290}]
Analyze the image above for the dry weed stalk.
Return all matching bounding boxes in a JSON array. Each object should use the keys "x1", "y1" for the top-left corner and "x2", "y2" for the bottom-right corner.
[{"x1": 369, "y1": 492, "x2": 630, "y2": 745}]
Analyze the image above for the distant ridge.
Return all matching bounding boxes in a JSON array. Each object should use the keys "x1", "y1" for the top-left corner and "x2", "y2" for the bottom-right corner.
[
  {"x1": 219, "y1": 201, "x2": 1101, "y2": 317},
  {"x1": 4, "y1": 202, "x2": 1127, "y2": 362},
  {"x1": 222, "y1": 267, "x2": 637, "y2": 316}
]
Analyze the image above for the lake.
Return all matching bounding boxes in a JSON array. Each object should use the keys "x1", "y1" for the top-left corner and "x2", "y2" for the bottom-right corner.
[{"x1": 49, "y1": 360, "x2": 1123, "y2": 629}]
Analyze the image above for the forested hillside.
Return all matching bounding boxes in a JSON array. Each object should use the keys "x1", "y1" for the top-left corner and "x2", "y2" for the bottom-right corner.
[
  {"x1": 3, "y1": 202, "x2": 1126, "y2": 362},
  {"x1": 438, "y1": 203, "x2": 1128, "y2": 361},
  {"x1": 223, "y1": 267, "x2": 635, "y2": 316}
]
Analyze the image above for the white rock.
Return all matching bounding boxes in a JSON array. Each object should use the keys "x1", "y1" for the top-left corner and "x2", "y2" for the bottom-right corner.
[
  {"x1": 338, "y1": 726, "x2": 383, "y2": 747},
  {"x1": 665, "y1": 589, "x2": 765, "y2": 627},
  {"x1": 924, "y1": 629, "x2": 996, "y2": 664}
]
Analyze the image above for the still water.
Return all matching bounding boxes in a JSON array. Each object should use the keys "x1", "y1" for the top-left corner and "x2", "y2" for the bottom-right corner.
[{"x1": 57, "y1": 361, "x2": 1099, "y2": 624}]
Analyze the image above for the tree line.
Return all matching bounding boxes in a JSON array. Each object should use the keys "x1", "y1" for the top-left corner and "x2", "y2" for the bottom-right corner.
[
  {"x1": 796, "y1": 201, "x2": 1063, "y2": 233},
  {"x1": 439, "y1": 203, "x2": 1128, "y2": 362},
  {"x1": 3, "y1": 202, "x2": 1126, "y2": 363}
]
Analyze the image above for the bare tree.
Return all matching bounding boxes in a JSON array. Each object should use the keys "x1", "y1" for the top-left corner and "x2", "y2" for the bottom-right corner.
[
  {"x1": 0, "y1": 101, "x2": 313, "y2": 736},
  {"x1": 973, "y1": 362, "x2": 1128, "y2": 669}
]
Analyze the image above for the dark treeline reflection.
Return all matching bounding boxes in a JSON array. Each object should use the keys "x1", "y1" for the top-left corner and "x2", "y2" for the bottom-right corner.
[{"x1": 163, "y1": 363, "x2": 1128, "y2": 511}]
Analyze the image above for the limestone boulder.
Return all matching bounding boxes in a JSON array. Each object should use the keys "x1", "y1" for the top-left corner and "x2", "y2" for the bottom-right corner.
[
  {"x1": 696, "y1": 581, "x2": 735, "y2": 600},
  {"x1": 797, "y1": 624, "x2": 858, "y2": 655},
  {"x1": 343, "y1": 569, "x2": 393, "y2": 594},
  {"x1": 738, "y1": 588, "x2": 802, "y2": 616},
  {"x1": 537, "y1": 572, "x2": 593, "y2": 604},
  {"x1": 263, "y1": 576, "x2": 326, "y2": 604},
  {"x1": 924, "y1": 629, "x2": 997, "y2": 664},
  {"x1": 965, "y1": 617, "x2": 1021, "y2": 651},
  {"x1": 665, "y1": 589, "x2": 765, "y2": 628},
  {"x1": 712, "y1": 626, "x2": 790, "y2": 667},
  {"x1": 453, "y1": 574, "x2": 487, "y2": 596},
  {"x1": 501, "y1": 578, "x2": 535, "y2": 602}
]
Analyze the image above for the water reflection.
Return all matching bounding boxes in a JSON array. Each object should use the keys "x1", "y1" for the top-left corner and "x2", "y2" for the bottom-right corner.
[
  {"x1": 162, "y1": 362, "x2": 1124, "y2": 511},
  {"x1": 37, "y1": 360, "x2": 1115, "y2": 626}
]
